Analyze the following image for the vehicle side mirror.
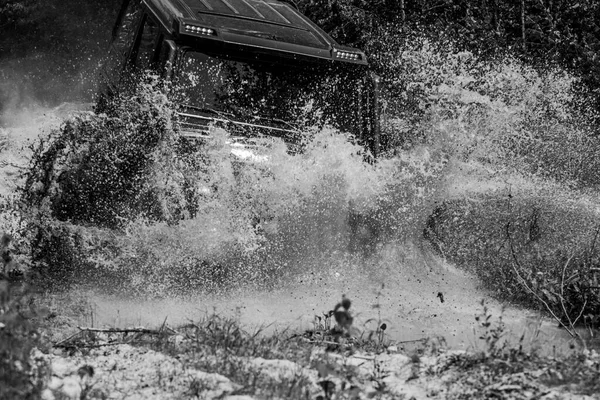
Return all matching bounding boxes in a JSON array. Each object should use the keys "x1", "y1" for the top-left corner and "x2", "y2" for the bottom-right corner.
[{"x1": 160, "y1": 40, "x2": 177, "y2": 80}]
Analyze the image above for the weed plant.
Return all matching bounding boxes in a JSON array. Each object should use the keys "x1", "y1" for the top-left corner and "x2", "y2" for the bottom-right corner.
[
  {"x1": 0, "y1": 280, "x2": 47, "y2": 400},
  {"x1": 434, "y1": 301, "x2": 600, "y2": 398},
  {"x1": 427, "y1": 187, "x2": 600, "y2": 343},
  {"x1": 143, "y1": 314, "x2": 318, "y2": 399}
]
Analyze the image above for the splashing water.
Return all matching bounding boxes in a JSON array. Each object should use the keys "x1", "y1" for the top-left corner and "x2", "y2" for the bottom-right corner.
[
  {"x1": 71, "y1": 120, "x2": 577, "y2": 353},
  {"x1": 104, "y1": 123, "x2": 449, "y2": 296},
  {"x1": 7, "y1": 33, "x2": 599, "y2": 352}
]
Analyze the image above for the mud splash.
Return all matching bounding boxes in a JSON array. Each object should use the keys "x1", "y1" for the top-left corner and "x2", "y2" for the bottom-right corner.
[
  {"x1": 6, "y1": 39, "x2": 594, "y2": 357},
  {"x1": 2, "y1": 102, "x2": 579, "y2": 356},
  {"x1": 84, "y1": 241, "x2": 575, "y2": 355},
  {"x1": 0, "y1": 102, "x2": 89, "y2": 196}
]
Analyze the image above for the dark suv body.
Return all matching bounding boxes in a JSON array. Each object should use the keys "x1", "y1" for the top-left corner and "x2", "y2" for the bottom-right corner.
[{"x1": 100, "y1": 0, "x2": 380, "y2": 155}]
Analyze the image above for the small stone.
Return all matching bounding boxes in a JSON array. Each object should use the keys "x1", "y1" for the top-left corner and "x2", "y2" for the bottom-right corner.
[
  {"x1": 61, "y1": 376, "x2": 82, "y2": 399},
  {"x1": 47, "y1": 376, "x2": 63, "y2": 391},
  {"x1": 51, "y1": 358, "x2": 73, "y2": 377},
  {"x1": 173, "y1": 335, "x2": 185, "y2": 346},
  {"x1": 40, "y1": 388, "x2": 55, "y2": 400}
]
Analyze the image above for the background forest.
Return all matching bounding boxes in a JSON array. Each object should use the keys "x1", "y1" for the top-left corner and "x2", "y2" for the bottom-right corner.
[{"x1": 1, "y1": 0, "x2": 600, "y2": 119}]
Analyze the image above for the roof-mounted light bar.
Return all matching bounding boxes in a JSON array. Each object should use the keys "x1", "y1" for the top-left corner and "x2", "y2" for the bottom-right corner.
[
  {"x1": 334, "y1": 49, "x2": 363, "y2": 61},
  {"x1": 179, "y1": 19, "x2": 218, "y2": 38},
  {"x1": 185, "y1": 24, "x2": 216, "y2": 35}
]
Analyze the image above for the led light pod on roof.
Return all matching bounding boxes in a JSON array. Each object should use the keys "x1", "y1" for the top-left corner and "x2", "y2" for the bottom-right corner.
[
  {"x1": 334, "y1": 49, "x2": 363, "y2": 61},
  {"x1": 183, "y1": 23, "x2": 217, "y2": 36}
]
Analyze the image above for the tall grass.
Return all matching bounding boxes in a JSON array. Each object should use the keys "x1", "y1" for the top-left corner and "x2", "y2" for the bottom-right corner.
[{"x1": 0, "y1": 280, "x2": 47, "y2": 399}]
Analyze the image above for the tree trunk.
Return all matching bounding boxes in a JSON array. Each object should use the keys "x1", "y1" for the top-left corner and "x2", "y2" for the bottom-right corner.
[
  {"x1": 521, "y1": 0, "x2": 527, "y2": 51},
  {"x1": 400, "y1": 0, "x2": 406, "y2": 24}
]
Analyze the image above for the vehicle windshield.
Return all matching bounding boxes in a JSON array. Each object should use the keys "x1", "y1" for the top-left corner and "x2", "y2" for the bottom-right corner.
[{"x1": 176, "y1": 51, "x2": 367, "y2": 135}]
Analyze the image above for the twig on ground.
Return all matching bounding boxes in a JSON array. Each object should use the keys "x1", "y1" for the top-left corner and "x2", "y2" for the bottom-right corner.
[
  {"x1": 54, "y1": 331, "x2": 84, "y2": 348},
  {"x1": 397, "y1": 338, "x2": 428, "y2": 344},
  {"x1": 53, "y1": 325, "x2": 180, "y2": 349},
  {"x1": 56, "y1": 342, "x2": 127, "y2": 349},
  {"x1": 301, "y1": 338, "x2": 346, "y2": 346},
  {"x1": 77, "y1": 326, "x2": 178, "y2": 335}
]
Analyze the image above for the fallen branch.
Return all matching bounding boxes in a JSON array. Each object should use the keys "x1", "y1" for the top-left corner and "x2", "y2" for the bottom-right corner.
[
  {"x1": 53, "y1": 325, "x2": 179, "y2": 349},
  {"x1": 396, "y1": 338, "x2": 428, "y2": 344},
  {"x1": 55, "y1": 341, "x2": 126, "y2": 349},
  {"x1": 54, "y1": 331, "x2": 84, "y2": 348},
  {"x1": 77, "y1": 326, "x2": 177, "y2": 335},
  {"x1": 301, "y1": 338, "x2": 347, "y2": 346}
]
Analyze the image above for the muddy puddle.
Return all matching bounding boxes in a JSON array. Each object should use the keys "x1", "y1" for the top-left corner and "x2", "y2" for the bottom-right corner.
[
  {"x1": 1, "y1": 104, "x2": 583, "y2": 358},
  {"x1": 85, "y1": 242, "x2": 578, "y2": 357}
]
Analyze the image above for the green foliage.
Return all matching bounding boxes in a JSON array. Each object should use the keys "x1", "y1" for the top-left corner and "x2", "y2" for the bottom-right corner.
[
  {"x1": 20, "y1": 75, "x2": 189, "y2": 289},
  {"x1": 298, "y1": 0, "x2": 600, "y2": 124},
  {"x1": 426, "y1": 185, "x2": 600, "y2": 331},
  {"x1": 0, "y1": 0, "x2": 40, "y2": 53},
  {"x1": 58, "y1": 79, "x2": 188, "y2": 225},
  {"x1": 474, "y1": 300, "x2": 507, "y2": 359},
  {"x1": 0, "y1": 281, "x2": 47, "y2": 399},
  {"x1": 298, "y1": 0, "x2": 393, "y2": 47},
  {"x1": 367, "y1": 34, "x2": 600, "y2": 188}
]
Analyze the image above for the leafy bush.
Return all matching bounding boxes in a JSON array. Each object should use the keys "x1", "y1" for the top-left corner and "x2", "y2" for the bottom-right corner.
[
  {"x1": 20, "y1": 75, "x2": 188, "y2": 289},
  {"x1": 374, "y1": 35, "x2": 600, "y2": 188},
  {"x1": 426, "y1": 182, "x2": 600, "y2": 330},
  {"x1": 0, "y1": 280, "x2": 47, "y2": 400},
  {"x1": 23, "y1": 76, "x2": 184, "y2": 228}
]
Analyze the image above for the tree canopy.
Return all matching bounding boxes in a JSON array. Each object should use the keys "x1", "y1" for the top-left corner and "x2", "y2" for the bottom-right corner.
[
  {"x1": 298, "y1": 0, "x2": 600, "y2": 108},
  {"x1": 1, "y1": 0, "x2": 599, "y2": 110}
]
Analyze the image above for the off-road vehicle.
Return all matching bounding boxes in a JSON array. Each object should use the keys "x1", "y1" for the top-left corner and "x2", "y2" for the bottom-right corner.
[{"x1": 100, "y1": 0, "x2": 380, "y2": 155}]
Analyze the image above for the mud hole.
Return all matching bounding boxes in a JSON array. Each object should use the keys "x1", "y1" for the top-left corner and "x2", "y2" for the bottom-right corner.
[
  {"x1": 0, "y1": 106, "x2": 581, "y2": 353},
  {"x1": 84, "y1": 248, "x2": 574, "y2": 354},
  {"x1": 3, "y1": 105, "x2": 597, "y2": 400}
]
